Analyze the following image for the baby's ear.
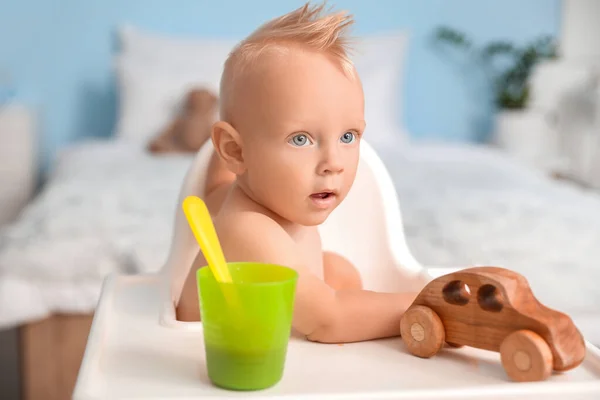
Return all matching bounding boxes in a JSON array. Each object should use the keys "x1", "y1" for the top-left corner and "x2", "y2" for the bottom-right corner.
[{"x1": 211, "y1": 121, "x2": 245, "y2": 174}]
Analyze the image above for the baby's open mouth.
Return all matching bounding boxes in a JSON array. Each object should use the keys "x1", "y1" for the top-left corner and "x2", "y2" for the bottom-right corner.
[
  {"x1": 309, "y1": 190, "x2": 337, "y2": 209},
  {"x1": 311, "y1": 191, "x2": 334, "y2": 199}
]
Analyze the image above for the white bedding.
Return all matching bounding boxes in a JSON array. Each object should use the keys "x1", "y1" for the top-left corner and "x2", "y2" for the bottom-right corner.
[
  {"x1": 0, "y1": 140, "x2": 194, "y2": 327},
  {"x1": 1, "y1": 139, "x2": 600, "y2": 331},
  {"x1": 379, "y1": 143, "x2": 600, "y2": 315}
]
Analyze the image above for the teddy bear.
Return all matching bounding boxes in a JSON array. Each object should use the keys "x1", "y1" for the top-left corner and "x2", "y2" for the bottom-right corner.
[{"x1": 147, "y1": 88, "x2": 218, "y2": 154}]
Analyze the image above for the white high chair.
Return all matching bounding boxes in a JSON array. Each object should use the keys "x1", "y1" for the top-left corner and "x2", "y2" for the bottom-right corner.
[
  {"x1": 73, "y1": 140, "x2": 600, "y2": 399},
  {"x1": 159, "y1": 139, "x2": 425, "y2": 331}
]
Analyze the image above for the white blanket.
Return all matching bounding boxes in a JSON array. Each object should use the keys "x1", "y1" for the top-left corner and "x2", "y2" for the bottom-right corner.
[
  {"x1": 379, "y1": 143, "x2": 600, "y2": 315},
  {"x1": 0, "y1": 140, "x2": 193, "y2": 327},
  {"x1": 1, "y1": 139, "x2": 600, "y2": 329}
]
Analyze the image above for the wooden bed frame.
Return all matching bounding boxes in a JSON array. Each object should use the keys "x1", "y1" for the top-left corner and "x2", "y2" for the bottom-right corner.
[
  {"x1": 21, "y1": 313, "x2": 93, "y2": 400},
  {"x1": 1, "y1": 106, "x2": 91, "y2": 399}
]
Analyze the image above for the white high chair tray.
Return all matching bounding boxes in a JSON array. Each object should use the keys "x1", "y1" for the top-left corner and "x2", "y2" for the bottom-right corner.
[{"x1": 74, "y1": 274, "x2": 600, "y2": 400}]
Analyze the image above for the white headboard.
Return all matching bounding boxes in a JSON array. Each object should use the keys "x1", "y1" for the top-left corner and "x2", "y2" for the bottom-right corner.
[
  {"x1": 560, "y1": 0, "x2": 600, "y2": 60},
  {"x1": 0, "y1": 104, "x2": 37, "y2": 226}
]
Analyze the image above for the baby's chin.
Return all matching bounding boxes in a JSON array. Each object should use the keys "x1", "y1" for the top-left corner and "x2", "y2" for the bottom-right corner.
[
  {"x1": 290, "y1": 208, "x2": 337, "y2": 227},
  {"x1": 265, "y1": 195, "x2": 345, "y2": 226}
]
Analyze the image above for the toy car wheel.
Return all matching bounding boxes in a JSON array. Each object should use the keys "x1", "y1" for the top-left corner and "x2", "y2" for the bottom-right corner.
[
  {"x1": 500, "y1": 330, "x2": 553, "y2": 382},
  {"x1": 400, "y1": 305, "x2": 445, "y2": 358}
]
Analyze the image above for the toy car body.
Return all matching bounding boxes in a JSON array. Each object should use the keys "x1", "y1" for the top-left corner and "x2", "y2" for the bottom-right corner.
[{"x1": 400, "y1": 266, "x2": 586, "y2": 382}]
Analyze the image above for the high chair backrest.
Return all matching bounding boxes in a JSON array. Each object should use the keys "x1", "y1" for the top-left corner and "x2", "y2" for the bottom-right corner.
[
  {"x1": 318, "y1": 140, "x2": 423, "y2": 292},
  {"x1": 160, "y1": 141, "x2": 214, "y2": 324},
  {"x1": 159, "y1": 139, "x2": 423, "y2": 328}
]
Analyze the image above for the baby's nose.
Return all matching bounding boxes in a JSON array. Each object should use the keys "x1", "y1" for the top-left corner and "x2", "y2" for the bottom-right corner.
[{"x1": 318, "y1": 150, "x2": 344, "y2": 175}]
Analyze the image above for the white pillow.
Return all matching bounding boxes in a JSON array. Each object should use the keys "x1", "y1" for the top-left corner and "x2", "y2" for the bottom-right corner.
[
  {"x1": 114, "y1": 26, "x2": 238, "y2": 142},
  {"x1": 115, "y1": 25, "x2": 408, "y2": 145},
  {"x1": 119, "y1": 25, "x2": 238, "y2": 71},
  {"x1": 113, "y1": 56, "x2": 222, "y2": 143}
]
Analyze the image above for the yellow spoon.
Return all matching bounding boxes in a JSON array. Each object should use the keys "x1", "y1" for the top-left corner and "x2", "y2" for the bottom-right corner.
[{"x1": 182, "y1": 195, "x2": 233, "y2": 284}]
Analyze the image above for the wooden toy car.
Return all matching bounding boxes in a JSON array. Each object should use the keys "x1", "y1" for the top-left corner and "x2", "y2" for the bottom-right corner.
[{"x1": 400, "y1": 266, "x2": 586, "y2": 382}]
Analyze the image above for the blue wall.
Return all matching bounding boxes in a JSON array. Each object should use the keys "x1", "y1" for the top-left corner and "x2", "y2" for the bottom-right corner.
[{"x1": 0, "y1": 0, "x2": 561, "y2": 172}]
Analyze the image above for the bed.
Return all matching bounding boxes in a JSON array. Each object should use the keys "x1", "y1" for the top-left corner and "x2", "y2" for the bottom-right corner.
[{"x1": 1, "y1": 26, "x2": 600, "y2": 399}]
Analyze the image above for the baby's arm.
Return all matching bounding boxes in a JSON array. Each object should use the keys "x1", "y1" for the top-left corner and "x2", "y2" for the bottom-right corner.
[
  {"x1": 196, "y1": 214, "x2": 418, "y2": 344},
  {"x1": 323, "y1": 251, "x2": 363, "y2": 291}
]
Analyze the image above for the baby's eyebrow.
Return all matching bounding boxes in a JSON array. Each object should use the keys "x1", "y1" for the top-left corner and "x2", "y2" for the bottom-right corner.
[
  {"x1": 277, "y1": 121, "x2": 311, "y2": 135},
  {"x1": 276, "y1": 118, "x2": 366, "y2": 134},
  {"x1": 282, "y1": 119, "x2": 310, "y2": 128},
  {"x1": 351, "y1": 120, "x2": 366, "y2": 131}
]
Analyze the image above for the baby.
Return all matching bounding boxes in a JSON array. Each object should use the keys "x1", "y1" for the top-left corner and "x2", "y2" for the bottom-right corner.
[{"x1": 176, "y1": 2, "x2": 424, "y2": 343}]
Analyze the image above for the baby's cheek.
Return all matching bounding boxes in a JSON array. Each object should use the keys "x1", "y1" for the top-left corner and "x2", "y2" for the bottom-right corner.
[{"x1": 259, "y1": 153, "x2": 312, "y2": 196}]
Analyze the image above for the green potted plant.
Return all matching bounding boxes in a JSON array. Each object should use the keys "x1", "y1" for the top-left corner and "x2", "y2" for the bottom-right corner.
[{"x1": 433, "y1": 26, "x2": 558, "y2": 163}]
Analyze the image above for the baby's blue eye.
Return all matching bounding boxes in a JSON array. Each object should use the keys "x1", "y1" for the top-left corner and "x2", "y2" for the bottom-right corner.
[
  {"x1": 290, "y1": 134, "x2": 311, "y2": 147},
  {"x1": 341, "y1": 132, "x2": 356, "y2": 144}
]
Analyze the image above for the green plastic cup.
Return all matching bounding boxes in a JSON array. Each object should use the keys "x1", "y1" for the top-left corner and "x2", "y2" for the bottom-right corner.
[{"x1": 197, "y1": 262, "x2": 298, "y2": 391}]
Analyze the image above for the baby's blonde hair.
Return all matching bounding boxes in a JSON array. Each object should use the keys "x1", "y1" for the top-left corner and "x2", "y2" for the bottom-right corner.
[{"x1": 220, "y1": 1, "x2": 355, "y2": 118}]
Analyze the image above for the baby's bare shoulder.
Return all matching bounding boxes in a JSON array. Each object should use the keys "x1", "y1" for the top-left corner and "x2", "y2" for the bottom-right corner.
[
  {"x1": 215, "y1": 211, "x2": 299, "y2": 265},
  {"x1": 215, "y1": 210, "x2": 284, "y2": 237}
]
